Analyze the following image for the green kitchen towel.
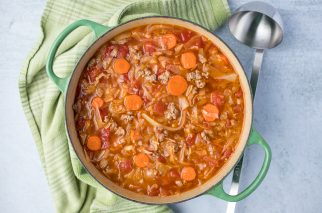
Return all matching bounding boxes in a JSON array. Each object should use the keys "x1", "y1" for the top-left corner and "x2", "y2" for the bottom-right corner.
[{"x1": 19, "y1": 0, "x2": 230, "y2": 212}]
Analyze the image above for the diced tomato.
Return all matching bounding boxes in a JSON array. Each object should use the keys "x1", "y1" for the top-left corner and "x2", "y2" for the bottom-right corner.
[
  {"x1": 147, "y1": 185, "x2": 160, "y2": 196},
  {"x1": 210, "y1": 92, "x2": 225, "y2": 107},
  {"x1": 103, "y1": 45, "x2": 116, "y2": 58},
  {"x1": 178, "y1": 30, "x2": 193, "y2": 43},
  {"x1": 128, "y1": 81, "x2": 141, "y2": 95},
  {"x1": 203, "y1": 156, "x2": 219, "y2": 167},
  {"x1": 186, "y1": 134, "x2": 196, "y2": 146},
  {"x1": 157, "y1": 67, "x2": 165, "y2": 75},
  {"x1": 99, "y1": 128, "x2": 110, "y2": 149},
  {"x1": 222, "y1": 147, "x2": 233, "y2": 159},
  {"x1": 157, "y1": 155, "x2": 167, "y2": 164},
  {"x1": 76, "y1": 117, "x2": 85, "y2": 130},
  {"x1": 194, "y1": 37, "x2": 204, "y2": 48},
  {"x1": 99, "y1": 76, "x2": 109, "y2": 84},
  {"x1": 235, "y1": 89, "x2": 243, "y2": 98},
  {"x1": 153, "y1": 101, "x2": 166, "y2": 115},
  {"x1": 158, "y1": 176, "x2": 171, "y2": 186},
  {"x1": 168, "y1": 168, "x2": 180, "y2": 180},
  {"x1": 233, "y1": 105, "x2": 243, "y2": 113},
  {"x1": 122, "y1": 73, "x2": 130, "y2": 83},
  {"x1": 143, "y1": 42, "x2": 156, "y2": 55},
  {"x1": 165, "y1": 64, "x2": 179, "y2": 74},
  {"x1": 159, "y1": 187, "x2": 170, "y2": 196},
  {"x1": 117, "y1": 45, "x2": 129, "y2": 58},
  {"x1": 87, "y1": 67, "x2": 101, "y2": 82},
  {"x1": 142, "y1": 96, "x2": 151, "y2": 104},
  {"x1": 99, "y1": 107, "x2": 109, "y2": 118},
  {"x1": 119, "y1": 160, "x2": 133, "y2": 174}
]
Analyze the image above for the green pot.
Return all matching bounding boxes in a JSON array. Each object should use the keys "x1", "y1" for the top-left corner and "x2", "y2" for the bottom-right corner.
[{"x1": 46, "y1": 17, "x2": 272, "y2": 204}]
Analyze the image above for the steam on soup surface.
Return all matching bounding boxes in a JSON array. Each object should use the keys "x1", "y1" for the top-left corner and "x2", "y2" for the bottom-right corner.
[{"x1": 74, "y1": 24, "x2": 244, "y2": 196}]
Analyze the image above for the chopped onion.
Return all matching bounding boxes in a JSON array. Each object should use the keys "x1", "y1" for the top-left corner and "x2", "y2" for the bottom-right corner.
[
  {"x1": 204, "y1": 167, "x2": 215, "y2": 179},
  {"x1": 158, "y1": 36, "x2": 167, "y2": 50},
  {"x1": 95, "y1": 150, "x2": 106, "y2": 161},
  {"x1": 195, "y1": 133, "x2": 203, "y2": 144},
  {"x1": 146, "y1": 24, "x2": 173, "y2": 34},
  {"x1": 93, "y1": 106, "x2": 104, "y2": 130},
  {"x1": 213, "y1": 73, "x2": 237, "y2": 82},
  {"x1": 178, "y1": 96, "x2": 189, "y2": 110},
  {"x1": 223, "y1": 137, "x2": 235, "y2": 152},
  {"x1": 191, "y1": 106, "x2": 198, "y2": 124},
  {"x1": 184, "y1": 35, "x2": 201, "y2": 49},
  {"x1": 131, "y1": 31, "x2": 146, "y2": 42},
  {"x1": 179, "y1": 142, "x2": 186, "y2": 163},
  {"x1": 119, "y1": 85, "x2": 128, "y2": 99},
  {"x1": 174, "y1": 44, "x2": 184, "y2": 54},
  {"x1": 169, "y1": 145, "x2": 175, "y2": 162},
  {"x1": 142, "y1": 111, "x2": 187, "y2": 132},
  {"x1": 142, "y1": 85, "x2": 153, "y2": 100},
  {"x1": 144, "y1": 168, "x2": 156, "y2": 180},
  {"x1": 185, "y1": 85, "x2": 193, "y2": 97},
  {"x1": 83, "y1": 148, "x2": 91, "y2": 162},
  {"x1": 165, "y1": 64, "x2": 180, "y2": 74},
  {"x1": 131, "y1": 34, "x2": 143, "y2": 42},
  {"x1": 155, "y1": 161, "x2": 170, "y2": 175},
  {"x1": 127, "y1": 68, "x2": 135, "y2": 81},
  {"x1": 141, "y1": 56, "x2": 154, "y2": 63},
  {"x1": 113, "y1": 32, "x2": 131, "y2": 41},
  {"x1": 187, "y1": 89, "x2": 196, "y2": 106},
  {"x1": 158, "y1": 56, "x2": 171, "y2": 68}
]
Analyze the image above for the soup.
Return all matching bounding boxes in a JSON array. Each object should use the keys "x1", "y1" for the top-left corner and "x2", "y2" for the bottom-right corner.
[{"x1": 73, "y1": 24, "x2": 244, "y2": 197}]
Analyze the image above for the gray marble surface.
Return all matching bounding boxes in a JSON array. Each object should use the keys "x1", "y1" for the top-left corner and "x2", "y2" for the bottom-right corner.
[{"x1": 1, "y1": 0, "x2": 322, "y2": 212}]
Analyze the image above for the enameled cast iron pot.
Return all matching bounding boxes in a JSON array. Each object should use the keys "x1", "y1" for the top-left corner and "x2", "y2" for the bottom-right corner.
[{"x1": 46, "y1": 17, "x2": 271, "y2": 204}]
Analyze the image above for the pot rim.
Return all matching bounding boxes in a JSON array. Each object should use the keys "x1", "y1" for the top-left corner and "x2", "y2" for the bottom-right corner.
[{"x1": 64, "y1": 16, "x2": 253, "y2": 204}]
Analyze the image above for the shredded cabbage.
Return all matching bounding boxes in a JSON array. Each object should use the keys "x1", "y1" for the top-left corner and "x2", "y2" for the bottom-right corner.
[{"x1": 142, "y1": 110, "x2": 186, "y2": 132}]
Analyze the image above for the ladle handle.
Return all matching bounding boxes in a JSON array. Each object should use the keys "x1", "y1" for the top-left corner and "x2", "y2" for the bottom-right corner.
[
  {"x1": 250, "y1": 49, "x2": 264, "y2": 98},
  {"x1": 225, "y1": 48, "x2": 265, "y2": 212}
]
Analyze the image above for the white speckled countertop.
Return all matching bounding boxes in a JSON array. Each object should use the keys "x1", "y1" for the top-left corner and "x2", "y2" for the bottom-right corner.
[{"x1": 1, "y1": 0, "x2": 322, "y2": 212}]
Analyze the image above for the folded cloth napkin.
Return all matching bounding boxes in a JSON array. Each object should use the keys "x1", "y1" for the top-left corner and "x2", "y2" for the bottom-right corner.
[{"x1": 19, "y1": 0, "x2": 230, "y2": 212}]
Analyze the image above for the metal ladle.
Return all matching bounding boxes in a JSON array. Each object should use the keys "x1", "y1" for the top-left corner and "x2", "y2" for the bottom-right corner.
[
  {"x1": 227, "y1": 2, "x2": 284, "y2": 212},
  {"x1": 229, "y1": 1, "x2": 284, "y2": 96}
]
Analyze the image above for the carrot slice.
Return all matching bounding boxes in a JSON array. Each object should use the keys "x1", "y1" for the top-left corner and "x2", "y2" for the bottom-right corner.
[
  {"x1": 181, "y1": 166, "x2": 196, "y2": 181},
  {"x1": 124, "y1": 95, "x2": 143, "y2": 110},
  {"x1": 130, "y1": 130, "x2": 142, "y2": 141},
  {"x1": 202, "y1": 103, "x2": 219, "y2": 122},
  {"x1": 163, "y1": 33, "x2": 177, "y2": 49},
  {"x1": 166, "y1": 75, "x2": 188, "y2": 96},
  {"x1": 92, "y1": 97, "x2": 104, "y2": 108},
  {"x1": 134, "y1": 153, "x2": 150, "y2": 168},
  {"x1": 180, "y1": 51, "x2": 196, "y2": 69},
  {"x1": 87, "y1": 136, "x2": 102, "y2": 151},
  {"x1": 113, "y1": 58, "x2": 131, "y2": 74}
]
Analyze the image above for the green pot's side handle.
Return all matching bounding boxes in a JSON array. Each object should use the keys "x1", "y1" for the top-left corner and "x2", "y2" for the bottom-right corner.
[
  {"x1": 46, "y1": 19, "x2": 109, "y2": 92},
  {"x1": 206, "y1": 127, "x2": 272, "y2": 202}
]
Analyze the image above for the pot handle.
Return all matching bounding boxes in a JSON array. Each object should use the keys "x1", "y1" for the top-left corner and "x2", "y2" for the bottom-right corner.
[
  {"x1": 206, "y1": 127, "x2": 271, "y2": 202},
  {"x1": 46, "y1": 19, "x2": 109, "y2": 92}
]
